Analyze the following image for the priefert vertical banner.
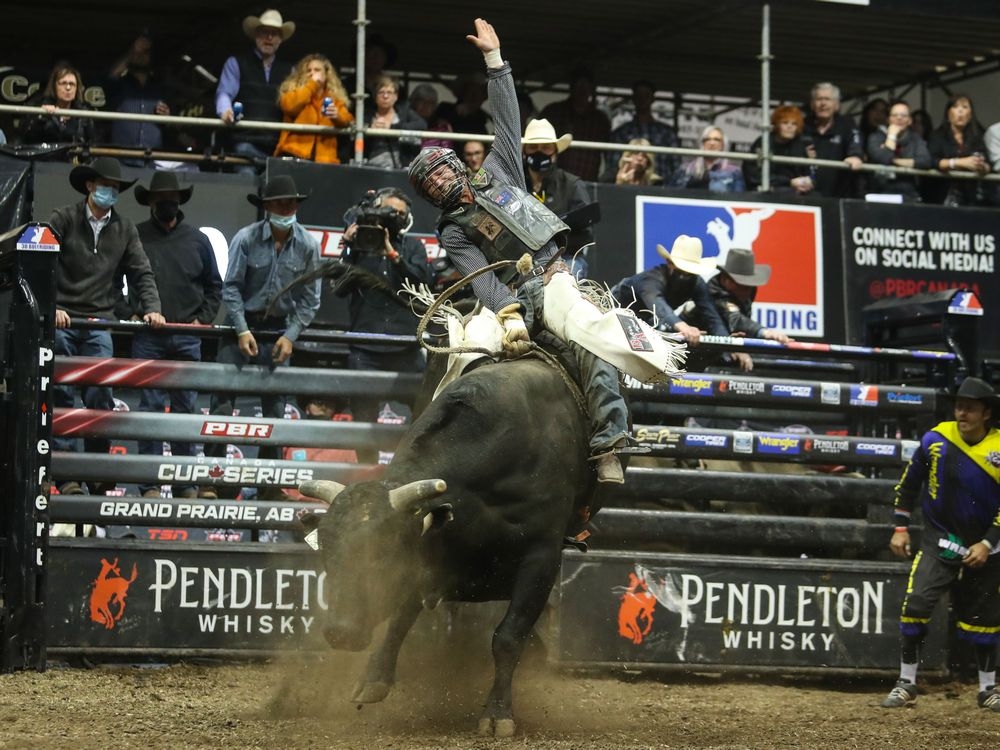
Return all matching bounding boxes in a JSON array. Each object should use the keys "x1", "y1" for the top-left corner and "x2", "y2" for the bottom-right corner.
[{"x1": 840, "y1": 201, "x2": 998, "y2": 349}]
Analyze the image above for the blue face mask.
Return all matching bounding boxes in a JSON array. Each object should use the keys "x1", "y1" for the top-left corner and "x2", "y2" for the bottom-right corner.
[
  {"x1": 268, "y1": 212, "x2": 297, "y2": 230},
  {"x1": 92, "y1": 185, "x2": 119, "y2": 209}
]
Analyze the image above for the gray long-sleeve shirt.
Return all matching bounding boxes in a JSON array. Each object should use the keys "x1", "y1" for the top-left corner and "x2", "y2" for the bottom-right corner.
[{"x1": 438, "y1": 61, "x2": 557, "y2": 313}]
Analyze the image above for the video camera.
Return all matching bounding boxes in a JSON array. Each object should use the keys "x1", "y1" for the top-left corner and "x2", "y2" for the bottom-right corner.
[{"x1": 343, "y1": 189, "x2": 408, "y2": 254}]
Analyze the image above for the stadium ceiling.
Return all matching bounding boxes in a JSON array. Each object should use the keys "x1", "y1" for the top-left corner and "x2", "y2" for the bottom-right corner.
[{"x1": 8, "y1": 0, "x2": 1000, "y2": 106}]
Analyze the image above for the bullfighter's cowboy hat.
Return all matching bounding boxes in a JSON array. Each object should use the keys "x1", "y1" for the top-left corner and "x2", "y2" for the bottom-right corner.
[
  {"x1": 954, "y1": 376, "x2": 1000, "y2": 410},
  {"x1": 242, "y1": 9, "x2": 295, "y2": 41},
  {"x1": 656, "y1": 235, "x2": 715, "y2": 276},
  {"x1": 247, "y1": 174, "x2": 309, "y2": 207},
  {"x1": 522, "y1": 118, "x2": 572, "y2": 153},
  {"x1": 69, "y1": 157, "x2": 137, "y2": 195},
  {"x1": 718, "y1": 247, "x2": 771, "y2": 286},
  {"x1": 135, "y1": 171, "x2": 194, "y2": 206}
]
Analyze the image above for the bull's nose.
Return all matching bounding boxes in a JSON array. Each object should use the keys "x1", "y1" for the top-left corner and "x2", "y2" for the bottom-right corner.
[{"x1": 324, "y1": 624, "x2": 371, "y2": 652}]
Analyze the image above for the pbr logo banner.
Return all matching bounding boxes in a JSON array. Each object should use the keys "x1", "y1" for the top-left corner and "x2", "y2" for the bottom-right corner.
[
  {"x1": 636, "y1": 196, "x2": 824, "y2": 337},
  {"x1": 557, "y1": 551, "x2": 947, "y2": 671},
  {"x1": 841, "y1": 201, "x2": 998, "y2": 348}
]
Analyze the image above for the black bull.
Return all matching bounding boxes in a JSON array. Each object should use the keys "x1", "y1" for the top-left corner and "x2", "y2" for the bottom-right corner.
[{"x1": 300, "y1": 354, "x2": 597, "y2": 737}]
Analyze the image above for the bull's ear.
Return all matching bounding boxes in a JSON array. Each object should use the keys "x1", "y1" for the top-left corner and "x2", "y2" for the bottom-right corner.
[
  {"x1": 298, "y1": 509, "x2": 326, "y2": 551},
  {"x1": 298, "y1": 480, "x2": 346, "y2": 505},
  {"x1": 421, "y1": 503, "x2": 454, "y2": 536}
]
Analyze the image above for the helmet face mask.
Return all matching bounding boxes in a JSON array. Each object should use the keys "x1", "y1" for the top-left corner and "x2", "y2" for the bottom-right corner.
[{"x1": 408, "y1": 147, "x2": 471, "y2": 210}]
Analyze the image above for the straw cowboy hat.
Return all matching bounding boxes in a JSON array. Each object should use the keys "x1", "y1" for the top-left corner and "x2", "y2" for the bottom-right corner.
[
  {"x1": 242, "y1": 9, "x2": 296, "y2": 41},
  {"x1": 247, "y1": 174, "x2": 309, "y2": 207},
  {"x1": 656, "y1": 235, "x2": 715, "y2": 276},
  {"x1": 522, "y1": 118, "x2": 572, "y2": 152},
  {"x1": 719, "y1": 247, "x2": 771, "y2": 286},
  {"x1": 69, "y1": 157, "x2": 136, "y2": 195},
  {"x1": 135, "y1": 171, "x2": 194, "y2": 206}
]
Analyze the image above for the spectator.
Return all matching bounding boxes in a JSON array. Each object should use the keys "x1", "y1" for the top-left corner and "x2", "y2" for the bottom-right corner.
[
  {"x1": 407, "y1": 83, "x2": 453, "y2": 148},
  {"x1": 434, "y1": 73, "x2": 492, "y2": 137},
  {"x1": 522, "y1": 117, "x2": 594, "y2": 279},
  {"x1": 802, "y1": 82, "x2": 864, "y2": 197},
  {"x1": 106, "y1": 33, "x2": 171, "y2": 164},
  {"x1": 48, "y1": 157, "x2": 165, "y2": 497},
  {"x1": 744, "y1": 105, "x2": 814, "y2": 194},
  {"x1": 364, "y1": 75, "x2": 425, "y2": 169},
  {"x1": 671, "y1": 125, "x2": 745, "y2": 193},
  {"x1": 610, "y1": 235, "x2": 728, "y2": 348},
  {"x1": 215, "y1": 8, "x2": 295, "y2": 172},
  {"x1": 20, "y1": 63, "x2": 95, "y2": 151},
  {"x1": 707, "y1": 248, "x2": 792, "y2": 372},
  {"x1": 858, "y1": 97, "x2": 889, "y2": 146},
  {"x1": 866, "y1": 99, "x2": 932, "y2": 202},
  {"x1": 206, "y1": 175, "x2": 322, "y2": 500},
  {"x1": 539, "y1": 67, "x2": 611, "y2": 181},
  {"x1": 337, "y1": 187, "x2": 432, "y2": 461},
  {"x1": 910, "y1": 109, "x2": 933, "y2": 142},
  {"x1": 927, "y1": 93, "x2": 990, "y2": 206},
  {"x1": 274, "y1": 54, "x2": 353, "y2": 164},
  {"x1": 880, "y1": 376, "x2": 1000, "y2": 713},
  {"x1": 283, "y1": 397, "x2": 358, "y2": 499},
  {"x1": 608, "y1": 79, "x2": 679, "y2": 184},
  {"x1": 127, "y1": 171, "x2": 222, "y2": 499},
  {"x1": 346, "y1": 32, "x2": 398, "y2": 106},
  {"x1": 612, "y1": 138, "x2": 661, "y2": 186},
  {"x1": 462, "y1": 139, "x2": 487, "y2": 176}
]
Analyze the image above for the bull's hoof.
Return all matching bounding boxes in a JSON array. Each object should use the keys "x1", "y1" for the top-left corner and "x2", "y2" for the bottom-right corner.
[
  {"x1": 352, "y1": 681, "x2": 392, "y2": 703},
  {"x1": 477, "y1": 717, "x2": 516, "y2": 738}
]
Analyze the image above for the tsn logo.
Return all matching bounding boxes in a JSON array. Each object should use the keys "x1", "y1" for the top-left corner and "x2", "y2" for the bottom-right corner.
[{"x1": 200, "y1": 421, "x2": 273, "y2": 438}]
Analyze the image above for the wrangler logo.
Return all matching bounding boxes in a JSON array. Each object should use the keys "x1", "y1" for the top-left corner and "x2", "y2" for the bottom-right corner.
[
  {"x1": 89, "y1": 558, "x2": 138, "y2": 630},
  {"x1": 200, "y1": 421, "x2": 273, "y2": 438}
]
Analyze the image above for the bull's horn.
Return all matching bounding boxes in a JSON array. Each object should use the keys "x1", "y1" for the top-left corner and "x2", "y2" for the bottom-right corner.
[
  {"x1": 297, "y1": 480, "x2": 347, "y2": 505},
  {"x1": 388, "y1": 479, "x2": 447, "y2": 513}
]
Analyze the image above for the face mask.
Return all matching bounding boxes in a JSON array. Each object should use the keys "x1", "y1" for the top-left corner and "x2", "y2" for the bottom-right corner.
[
  {"x1": 269, "y1": 212, "x2": 297, "y2": 230},
  {"x1": 525, "y1": 152, "x2": 553, "y2": 173},
  {"x1": 92, "y1": 185, "x2": 119, "y2": 209},
  {"x1": 153, "y1": 200, "x2": 180, "y2": 223}
]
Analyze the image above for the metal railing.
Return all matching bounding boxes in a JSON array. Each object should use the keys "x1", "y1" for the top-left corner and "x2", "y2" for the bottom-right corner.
[{"x1": 3, "y1": 103, "x2": 999, "y2": 187}]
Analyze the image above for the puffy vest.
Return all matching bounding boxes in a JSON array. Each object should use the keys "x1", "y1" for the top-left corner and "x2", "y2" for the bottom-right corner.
[
  {"x1": 441, "y1": 170, "x2": 569, "y2": 274},
  {"x1": 235, "y1": 53, "x2": 292, "y2": 149}
]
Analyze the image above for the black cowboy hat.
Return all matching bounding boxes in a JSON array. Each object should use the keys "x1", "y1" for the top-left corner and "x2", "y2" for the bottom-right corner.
[
  {"x1": 719, "y1": 247, "x2": 771, "y2": 287},
  {"x1": 955, "y1": 376, "x2": 1000, "y2": 408},
  {"x1": 247, "y1": 175, "x2": 309, "y2": 208},
  {"x1": 135, "y1": 170, "x2": 194, "y2": 206},
  {"x1": 69, "y1": 156, "x2": 137, "y2": 195}
]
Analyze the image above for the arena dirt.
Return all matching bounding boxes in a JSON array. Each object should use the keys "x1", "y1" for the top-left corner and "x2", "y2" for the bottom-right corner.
[{"x1": 2, "y1": 630, "x2": 998, "y2": 750}]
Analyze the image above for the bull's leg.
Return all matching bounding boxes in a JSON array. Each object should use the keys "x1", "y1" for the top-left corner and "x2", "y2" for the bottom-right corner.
[
  {"x1": 479, "y1": 547, "x2": 560, "y2": 738},
  {"x1": 352, "y1": 591, "x2": 423, "y2": 703}
]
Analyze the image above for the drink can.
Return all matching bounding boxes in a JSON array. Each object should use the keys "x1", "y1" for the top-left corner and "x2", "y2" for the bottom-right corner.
[
  {"x1": 232, "y1": 101, "x2": 243, "y2": 121},
  {"x1": 323, "y1": 97, "x2": 332, "y2": 111}
]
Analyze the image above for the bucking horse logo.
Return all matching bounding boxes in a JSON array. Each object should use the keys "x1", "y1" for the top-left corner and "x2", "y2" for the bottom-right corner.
[{"x1": 89, "y1": 557, "x2": 138, "y2": 630}]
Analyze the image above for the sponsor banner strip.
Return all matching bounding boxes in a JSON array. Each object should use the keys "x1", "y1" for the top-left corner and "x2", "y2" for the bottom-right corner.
[
  {"x1": 633, "y1": 425, "x2": 906, "y2": 465},
  {"x1": 52, "y1": 409, "x2": 406, "y2": 448},
  {"x1": 697, "y1": 334, "x2": 956, "y2": 362},
  {"x1": 49, "y1": 496, "x2": 322, "y2": 529}
]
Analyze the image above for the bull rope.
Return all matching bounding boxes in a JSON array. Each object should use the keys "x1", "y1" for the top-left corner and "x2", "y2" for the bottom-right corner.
[{"x1": 408, "y1": 260, "x2": 589, "y2": 418}]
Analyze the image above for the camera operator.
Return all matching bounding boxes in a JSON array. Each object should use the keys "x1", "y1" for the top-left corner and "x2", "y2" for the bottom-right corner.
[{"x1": 338, "y1": 187, "x2": 433, "y2": 455}]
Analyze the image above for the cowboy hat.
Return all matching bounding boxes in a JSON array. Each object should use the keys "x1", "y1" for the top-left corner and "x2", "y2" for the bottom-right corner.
[
  {"x1": 954, "y1": 376, "x2": 999, "y2": 408},
  {"x1": 69, "y1": 157, "x2": 137, "y2": 195},
  {"x1": 719, "y1": 247, "x2": 771, "y2": 286},
  {"x1": 135, "y1": 171, "x2": 194, "y2": 206},
  {"x1": 522, "y1": 118, "x2": 572, "y2": 153},
  {"x1": 242, "y1": 9, "x2": 295, "y2": 41},
  {"x1": 656, "y1": 235, "x2": 715, "y2": 276},
  {"x1": 247, "y1": 174, "x2": 309, "y2": 207}
]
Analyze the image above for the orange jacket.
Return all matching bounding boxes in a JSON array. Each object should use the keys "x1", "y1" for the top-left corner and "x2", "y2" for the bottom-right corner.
[{"x1": 274, "y1": 79, "x2": 354, "y2": 164}]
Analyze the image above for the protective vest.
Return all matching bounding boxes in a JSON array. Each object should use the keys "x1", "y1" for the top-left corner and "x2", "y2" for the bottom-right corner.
[
  {"x1": 441, "y1": 169, "x2": 569, "y2": 270},
  {"x1": 235, "y1": 53, "x2": 292, "y2": 149}
]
